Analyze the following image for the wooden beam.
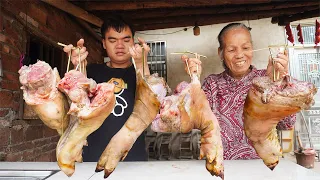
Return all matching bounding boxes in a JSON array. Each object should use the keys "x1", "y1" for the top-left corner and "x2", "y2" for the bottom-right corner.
[
  {"x1": 272, "y1": 9, "x2": 320, "y2": 25},
  {"x1": 74, "y1": 18, "x2": 102, "y2": 41},
  {"x1": 101, "y1": 1, "x2": 320, "y2": 19},
  {"x1": 134, "y1": 7, "x2": 318, "y2": 31},
  {"x1": 41, "y1": 0, "x2": 103, "y2": 27},
  {"x1": 132, "y1": 6, "x2": 319, "y2": 27},
  {"x1": 84, "y1": 0, "x2": 272, "y2": 11}
]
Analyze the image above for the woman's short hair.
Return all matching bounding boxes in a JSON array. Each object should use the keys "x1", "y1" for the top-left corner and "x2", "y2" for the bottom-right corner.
[
  {"x1": 217, "y1": 23, "x2": 252, "y2": 70},
  {"x1": 217, "y1": 23, "x2": 251, "y2": 49}
]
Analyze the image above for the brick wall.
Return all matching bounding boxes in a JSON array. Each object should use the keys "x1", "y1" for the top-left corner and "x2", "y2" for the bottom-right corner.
[{"x1": 0, "y1": 0, "x2": 103, "y2": 162}]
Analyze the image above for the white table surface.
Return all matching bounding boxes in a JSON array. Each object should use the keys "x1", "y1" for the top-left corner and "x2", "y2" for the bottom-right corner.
[{"x1": 0, "y1": 159, "x2": 319, "y2": 180}]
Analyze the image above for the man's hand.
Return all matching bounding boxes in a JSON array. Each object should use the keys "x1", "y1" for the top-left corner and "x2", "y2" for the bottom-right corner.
[
  {"x1": 129, "y1": 37, "x2": 150, "y2": 75},
  {"x1": 63, "y1": 39, "x2": 88, "y2": 68},
  {"x1": 181, "y1": 55, "x2": 202, "y2": 77},
  {"x1": 266, "y1": 49, "x2": 289, "y2": 80}
]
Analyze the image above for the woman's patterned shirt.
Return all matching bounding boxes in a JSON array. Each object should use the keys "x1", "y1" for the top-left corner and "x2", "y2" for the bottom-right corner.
[{"x1": 202, "y1": 66, "x2": 296, "y2": 160}]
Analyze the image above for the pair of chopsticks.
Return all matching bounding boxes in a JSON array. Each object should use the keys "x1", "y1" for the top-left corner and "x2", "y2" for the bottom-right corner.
[
  {"x1": 268, "y1": 48, "x2": 280, "y2": 82},
  {"x1": 253, "y1": 44, "x2": 320, "y2": 52},
  {"x1": 268, "y1": 46, "x2": 286, "y2": 82},
  {"x1": 57, "y1": 42, "x2": 86, "y2": 75},
  {"x1": 171, "y1": 51, "x2": 207, "y2": 58},
  {"x1": 171, "y1": 51, "x2": 205, "y2": 78}
]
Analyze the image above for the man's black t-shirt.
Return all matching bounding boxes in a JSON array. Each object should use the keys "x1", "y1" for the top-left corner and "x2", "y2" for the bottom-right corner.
[{"x1": 82, "y1": 63, "x2": 147, "y2": 162}]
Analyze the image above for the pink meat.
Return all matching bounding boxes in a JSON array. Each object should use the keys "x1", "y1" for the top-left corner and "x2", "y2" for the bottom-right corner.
[
  {"x1": 151, "y1": 74, "x2": 224, "y2": 179},
  {"x1": 56, "y1": 70, "x2": 115, "y2": 177},
  {"x1": 18, "y1": 61, "x2": 69, "y2": 135}
]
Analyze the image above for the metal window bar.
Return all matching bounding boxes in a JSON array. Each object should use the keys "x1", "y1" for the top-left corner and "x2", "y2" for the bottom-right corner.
[
  {"x1": 299, "y1": 109, "x2": 320, "y2": 152},
  {"x1": 297, "y1": 53, "x2": 320, "y2": 88},
  {"x1": 146, "y1": 41, "x2": 167, "y2": 80},
  {"x1": 292, "y1": 26, "x2": 316, "y2": 45}
]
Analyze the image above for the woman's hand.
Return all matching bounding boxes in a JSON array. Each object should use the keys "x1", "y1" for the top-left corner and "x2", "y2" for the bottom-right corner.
[
  {"x1": 181, "y1": 55, "x2": 202, "y2": 77},
  {"x1": 129, "y1": 37, "x2": 150, "y2": 75},
  {"x1": 266, "y1": 49, "x2": 289, "y2": 80},
  {"x1": 63, "y1": 39, "x2": 88, "y2": 68}
]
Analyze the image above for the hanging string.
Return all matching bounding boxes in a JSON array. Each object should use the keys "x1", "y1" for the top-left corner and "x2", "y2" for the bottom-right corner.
[
  {"x1": 136, "y1": 27, "x2": 192, "y2": 35},
  {"x1": 67, "y1": 51, "x2": 71, "y2": 73}
]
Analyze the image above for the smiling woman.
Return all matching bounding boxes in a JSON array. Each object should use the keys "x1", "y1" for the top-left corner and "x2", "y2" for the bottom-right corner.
[
  {"x1": 181, "y1": 22, "x2": 297, "y2": 161},
  {"x1": 217, "y1": 23, "x2": 253, "y2": 79}
]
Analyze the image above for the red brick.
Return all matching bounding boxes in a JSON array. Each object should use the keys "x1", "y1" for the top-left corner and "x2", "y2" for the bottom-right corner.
[
  {"x1": 13, "y1": 91, "x2": 20, "y2": 102},
  {"x1": 3, "y1": 71, "x2": 19, "y2": 82},
  {"x1": 29, "y1": 3, "x2": 47, "y2": 26},
  {"x1": 1, "y1": 53, "x2": 20, "y2": 73},
  {"x1": 10, "y1": 125, "x2": 24, "y2": 144},
  {"x1": 0, "y1": 109, "x2": 9, "y2": 117},
  {"x1": 32, "y1": 147, "x2": 42, "y2": 157},
  {"x1": 1, "y1": 44, "x2": 9, "y2": 53},
  {"x1": 0, "y1": 15, "x2": 3, "y2": 32},
  {"x1": 0, "y1": 34, "x2": 23, "y2": 53},
  {"x1": 35, "y1": 153, "x2": 51, "y2": 162},
  {"x1": 0, "y1": 90, "x2": 13, "y2": 108},
  {"x1": 42, "y1": 143, "x2": 56, "y2": 152},
  {"x1": 0, "y1": 152, "x2": 6, "y2": 161},
  {"x1": 4, "y1": 19, "x2": 20, "y2": 43},
  {"x1": 8, "y1": 142, "x2": 33, "y2": 153},
  {"x1": 0, "y1": 119, "x2": 11, "y2": 128},
  {"x1": 0, "y1": 33, "x2": 5, "y2": 42},
  {"x1": 1, "y1": 44, "x2": 20, "y2": 57},
  {"x1": 5, "y1": 152, "x2": 22, "y2": 161},
  {"x1": 50, "y1": 135, "x2": 60, "y2": 142},
  {"x1": 38, "y1": 25, "x2": 56, "y2": 40},
  {"x1": 24, "y1": 148, "x2": 41, "y2": 162},
  {"x1": 25, "y1": 157, "x2": 36, "y2": 162},
  {"x1": 3, "y1": 19, "x2": 19, "y2": 43},
  {"x1": 22, "y1": 149, "x2": 34, "y2": 160},
  {"x1": 0, "y1": 128, "x2": 10, "y2": 146},
  {"x1": 25, "y1": 125, "x2": 43, "y2": 141},
  {"x1": 50, "y1": 150, "x2": 56, "y2": 161},
  {"x1": 23, "y1": 119, "x2": 43, "y2": 126},
  {"x1": 11, "y1": 101, "x2": 19, "y2": 111},
  {"x1": 0, "y1": 80, "x2": 20, "y2": 91},
  {"x1": 32, "y1": 137, "x2": 51, "y2": 147},
  {"x1": 43, "y1": 126, "x2": 58, "y2": 137}
]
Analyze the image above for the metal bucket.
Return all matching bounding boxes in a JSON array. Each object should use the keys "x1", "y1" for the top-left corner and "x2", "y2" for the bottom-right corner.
[{"x1": 294, "y1": 148, "x2": 316, "y2": 169}]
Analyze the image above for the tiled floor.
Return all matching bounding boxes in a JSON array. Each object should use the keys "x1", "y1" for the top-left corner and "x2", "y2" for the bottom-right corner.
[{"x1": 283, "y1": 152, "x2": 320, "y2": 174}]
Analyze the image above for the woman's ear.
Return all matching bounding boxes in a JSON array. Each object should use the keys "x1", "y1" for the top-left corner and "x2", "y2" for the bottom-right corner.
[{"x1": 218, "y1": 48, "x2": 223, "y2": 61}]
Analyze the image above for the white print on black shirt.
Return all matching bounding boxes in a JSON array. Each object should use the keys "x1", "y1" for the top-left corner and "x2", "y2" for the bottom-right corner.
[{"x1": 112, "y1": 88, "x2": 128, "y2": 117}]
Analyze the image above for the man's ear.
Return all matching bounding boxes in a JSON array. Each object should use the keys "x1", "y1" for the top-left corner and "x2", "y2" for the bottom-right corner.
[
  {"x1": 218, "y1": 47, "x2": 222, "y2": 56},
  {"x1": 102, "y1": 39, "x2": 106, "y2": 49}
]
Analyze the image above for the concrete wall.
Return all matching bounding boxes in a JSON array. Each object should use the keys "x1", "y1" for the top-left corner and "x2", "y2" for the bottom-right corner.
[{"x1": 137, "y1": 18, "x2": 286, "y2": 88}]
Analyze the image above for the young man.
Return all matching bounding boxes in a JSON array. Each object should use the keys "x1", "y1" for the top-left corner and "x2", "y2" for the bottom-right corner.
[{"x1": 64, "y1": 16, "x2": 150, "y2": 161}]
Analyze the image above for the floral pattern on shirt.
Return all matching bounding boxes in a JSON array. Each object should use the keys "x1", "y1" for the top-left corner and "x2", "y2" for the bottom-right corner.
[{"x1": 202, "y1": 66, "x2": 296, "y2": 160}]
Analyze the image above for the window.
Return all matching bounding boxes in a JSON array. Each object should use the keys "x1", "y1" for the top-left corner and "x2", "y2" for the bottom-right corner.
[
  {"x1": 26, "y1": 37, "x2": 67, "y2": 77},
  {"x1": 289, "y1": 23, "x2": 320, "y2": 154},
  {"x1": 146, "y1": 41, "x2": 167, "y2": 80},
  {"x1": 288, "y1": 25, "x2": 320, "y2": 106},
  {"x1": 292, "y1": 25, "x2": 316, "y2": 45},
  {"x1": 22, "y1": 36, "x2": 67, "y2": 120}
]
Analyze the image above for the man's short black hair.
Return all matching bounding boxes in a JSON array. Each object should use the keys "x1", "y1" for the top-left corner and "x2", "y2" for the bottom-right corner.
[{"x1": 100, "y1": 16, "x2": 135, "y2": 39}]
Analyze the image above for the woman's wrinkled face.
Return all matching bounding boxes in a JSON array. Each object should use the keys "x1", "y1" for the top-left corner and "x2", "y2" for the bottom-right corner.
[{"x1": 219, "y1": 28, "x2": 253, "y2": 79}]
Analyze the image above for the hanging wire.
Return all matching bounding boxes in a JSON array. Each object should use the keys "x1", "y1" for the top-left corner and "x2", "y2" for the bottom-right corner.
[{"x1": 136, "y1": 27, "x2": 192, "y2": 35}]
